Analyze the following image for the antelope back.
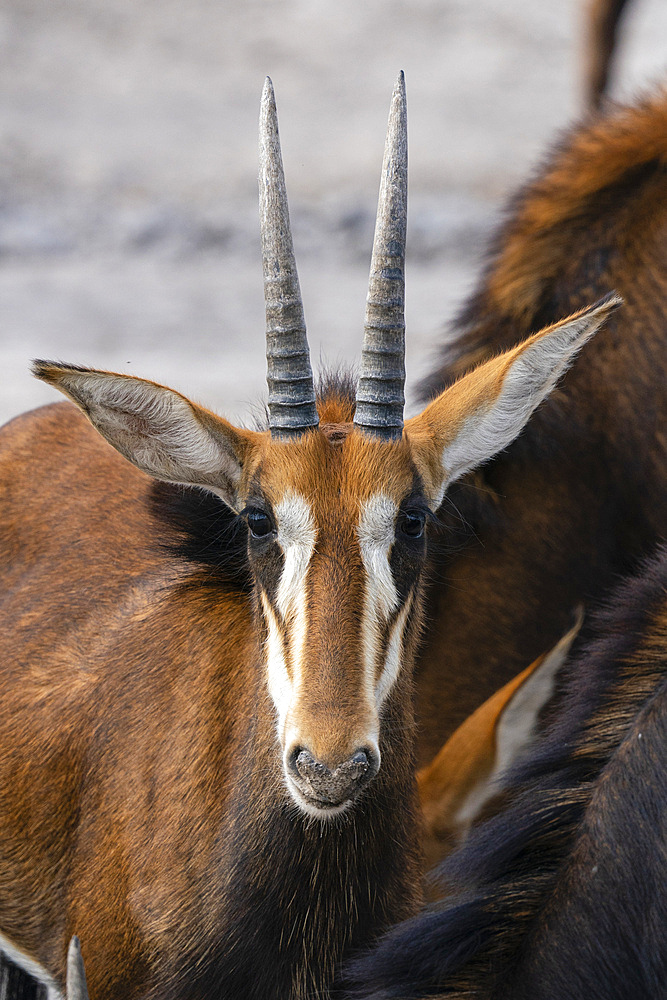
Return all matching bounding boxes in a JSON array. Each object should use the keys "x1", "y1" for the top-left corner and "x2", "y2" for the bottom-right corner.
[{"x1": 414, "y1": 87, "x2": 667, "y2": 763}]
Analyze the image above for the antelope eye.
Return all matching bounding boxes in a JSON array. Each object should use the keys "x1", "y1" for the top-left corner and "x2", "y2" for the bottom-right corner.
[
  {"x1": 398, "y1": 511, "x2": 426, "y2": 539},
  {"x1": 246, "y1": 509, "x2": 274, "y2": 539}
]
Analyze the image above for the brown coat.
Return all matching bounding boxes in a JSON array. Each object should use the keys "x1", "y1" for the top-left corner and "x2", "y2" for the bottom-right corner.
[{"x1": 415, "y1": 88, "x2": 667, "y2": 763}]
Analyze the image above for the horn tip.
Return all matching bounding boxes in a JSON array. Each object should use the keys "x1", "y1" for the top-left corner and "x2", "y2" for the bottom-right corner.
[{"x1": 260, "y1": 77, "x2": 277, "y2": 119}]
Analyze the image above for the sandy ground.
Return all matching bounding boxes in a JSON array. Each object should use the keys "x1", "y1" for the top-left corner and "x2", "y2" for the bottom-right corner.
[{"x1": 1, "y1": 0, "x2": 665, "y2": 427}]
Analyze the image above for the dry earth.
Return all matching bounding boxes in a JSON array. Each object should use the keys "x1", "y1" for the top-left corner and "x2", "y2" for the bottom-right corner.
[{"x1": 1, "y1": 0, "x2": 665, "y2": 426}]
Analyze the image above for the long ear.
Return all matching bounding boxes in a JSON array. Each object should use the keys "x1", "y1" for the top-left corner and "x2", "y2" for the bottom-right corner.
[
  {"x1": 418, "y1": 611, "x2": 582, "y2": 871},
  {"x1": 33, "y1": 362, "x2": 260, "y2": 511},
  {"x1": 406, "y1": 294, "x2": 621, "y2": 507},
  {"x1": 66, "y1": 937, "x2": 89, "y2": 1000}
]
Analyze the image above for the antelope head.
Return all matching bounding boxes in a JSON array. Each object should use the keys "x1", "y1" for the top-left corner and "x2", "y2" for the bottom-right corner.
[{"x1": 33, "y1": 76, "x2": 621, "y2": 819}]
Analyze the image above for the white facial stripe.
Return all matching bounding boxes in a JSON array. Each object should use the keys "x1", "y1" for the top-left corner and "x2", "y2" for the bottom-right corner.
[
  {"x1": 357, "y1": 494, "x2": 404, "y2": 707},
  {"x1": 275, "y1": 492, "x2": 317, "y2": 620},
  {"x1": 261, "y1": 593, "x2": 292, "y2": 738},
  {"x1": 357, "y1": 495, "x2": 400, "y2": 620},
  {"x1": 374, "y1": 595, "x2": 413, "y2": 708},
  {"x1": 263, "y1": 492, "x2": 317, "y2": 733}
]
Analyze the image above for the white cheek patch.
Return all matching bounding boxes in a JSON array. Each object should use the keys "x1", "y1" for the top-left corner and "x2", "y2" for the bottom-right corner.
[
  {"x1": 263, "y1": 492, "x2": 317, "y2": 736},
  {"x1": 357, "y1": 494, "x2": 404, "y2": 707}
]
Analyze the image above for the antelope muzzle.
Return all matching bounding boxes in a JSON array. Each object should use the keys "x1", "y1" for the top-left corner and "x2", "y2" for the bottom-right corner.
[{"x1": 286, "y1": 744, "x2": 380, "y2": 813}]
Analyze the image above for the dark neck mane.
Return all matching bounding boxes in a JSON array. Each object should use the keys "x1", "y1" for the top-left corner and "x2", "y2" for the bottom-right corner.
[
  {"x1": 162, "y1": 680, "x2": 421, "y2": 1000},
  {"x1": 419, "y1": 88, "x2": 667, "y2": 542},
  {"x1": 347, "y1": 547, "x2": 667, "y2": 998}
]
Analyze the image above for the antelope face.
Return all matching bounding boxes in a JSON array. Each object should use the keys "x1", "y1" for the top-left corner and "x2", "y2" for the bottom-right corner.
[
  {"x1": 33, "y1": 74, "x2": 620, "y2": 821},
  {"x1": 241, "y1": 425, "x2": 427, "y2": 816}
]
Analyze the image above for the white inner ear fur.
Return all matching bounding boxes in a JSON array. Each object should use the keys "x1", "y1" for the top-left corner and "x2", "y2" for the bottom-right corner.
[
  {"x1": 494, "y1": 610, "x2": 583, "y2": 777},
  {"x1": 56, "y1": 371, "x2": 244, "y2": 505},
  {"x1": 0, "y1": 931, "x2": 62, "y2": 1000},
  {"x1": 437, "y1": 308, "x2": 606, "y2": 504},
  {"x1": 453, "y1": 612, "x2": 583, "y2": 830}
]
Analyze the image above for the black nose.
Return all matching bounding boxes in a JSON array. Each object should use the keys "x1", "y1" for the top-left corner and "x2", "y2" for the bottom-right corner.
[{"x1": 287, "y1": 747, "x2": 378, "y2": 807}]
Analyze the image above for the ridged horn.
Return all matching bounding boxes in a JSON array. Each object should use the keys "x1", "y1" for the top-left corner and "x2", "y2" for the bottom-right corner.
[
  {"x1": 354, "y1": 72, "x2": 407, "y2": 441},
  {"x1": 259, "y1": 77, "x2": 319, "y2": 439}
]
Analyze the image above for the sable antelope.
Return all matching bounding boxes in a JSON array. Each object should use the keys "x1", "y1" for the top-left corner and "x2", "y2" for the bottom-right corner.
[
  {"x1": 0, "y1": 76, "x2": 619, "y2": 999},
  {"x1": 414, "y1": 85, "x2": 667, "y2": 764},
  {"x1": 347, "y1": 545, "x2": 667, "y2": 1000}
]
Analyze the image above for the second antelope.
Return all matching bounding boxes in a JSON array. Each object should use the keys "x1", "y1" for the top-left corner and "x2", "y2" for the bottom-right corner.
[
  {"x1": 348, "y1": 544, "x2": 667, "y2": 999},
  {"x1": 0, "y1": 77, "x2": 617, "y2": 999}
]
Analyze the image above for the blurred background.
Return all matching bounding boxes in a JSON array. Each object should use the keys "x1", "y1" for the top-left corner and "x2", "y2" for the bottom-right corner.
[{"x1": 1, "y1": 0, "x2": 665, "y2": 425}]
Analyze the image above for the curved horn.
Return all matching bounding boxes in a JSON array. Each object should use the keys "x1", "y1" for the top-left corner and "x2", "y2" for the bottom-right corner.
[
  {"x1": 354, "y1": 72, "x2": 407, "y2": 441},
  {"x1": 259, "y1": 78, "x2": 319, "y2": 439}
]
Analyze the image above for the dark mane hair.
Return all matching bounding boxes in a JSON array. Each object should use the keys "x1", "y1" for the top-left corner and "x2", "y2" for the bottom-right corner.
[
  {"x1": 346, "y1": 545, "x2": 667, "y2": 999},
  {"x1": 418, "y1": 88, "x2": 667, "y2": 539},
  {"x1": 0, "y1": 954, "x2": 47, "y2": 1000},
  {"x1": 149, "y1": 481, "x2": 251, "y2": 593},
  {"x1": 316, "y1": 366, "x2": 357, "y2": 409},
  {"x1": 421, "y1": 88, "x2": 667, "y2": 397}
]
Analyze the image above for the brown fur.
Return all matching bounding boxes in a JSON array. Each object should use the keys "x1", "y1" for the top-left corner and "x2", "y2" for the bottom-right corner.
[
  {"x1": 415, "y1": 88, "x2": 667, "y2": 763},
  {"x1": 347, "y1": 546, "x2": 667, "y2": 999},
  {"x1": 0, "y1": 288, "x2": 612, "y2": 996},
  {"x1": 0, "y1": 401, "x2": 424, "y2": 999},
  {"x1": 0, "y1": 85, "x2": 659, "y2": 998}
]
